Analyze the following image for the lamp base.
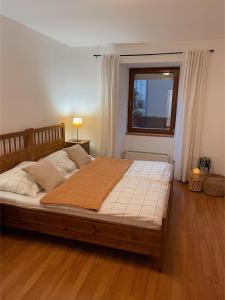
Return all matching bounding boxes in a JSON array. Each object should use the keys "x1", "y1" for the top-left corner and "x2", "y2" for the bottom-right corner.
[{"x1": 72, "y1": 139, "x2": 82, "y2": 143}]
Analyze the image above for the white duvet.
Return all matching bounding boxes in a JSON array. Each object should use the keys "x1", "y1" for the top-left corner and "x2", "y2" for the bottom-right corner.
[{"x1": 0, "y1": 160, "x2": 172, "y2": 229}]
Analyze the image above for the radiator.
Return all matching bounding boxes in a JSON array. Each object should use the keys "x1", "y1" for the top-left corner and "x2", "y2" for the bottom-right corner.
[{"x1": 123, "y1": 150, "x2": 170, "y2": 162}]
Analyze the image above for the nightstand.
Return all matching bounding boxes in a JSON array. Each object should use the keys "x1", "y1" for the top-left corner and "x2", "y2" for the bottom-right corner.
[{"x1": 65, "y1": 140, "x2": 90, "y2": 154}]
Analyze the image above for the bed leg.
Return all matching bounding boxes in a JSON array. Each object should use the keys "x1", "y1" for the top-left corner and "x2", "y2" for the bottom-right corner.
[
  {"x1": 157, "y1": 185, "x2": 172, "y2": 273},
  {"x1": 157, "y1": 218, "x2": 166, "y2": 273},
  {"x1": 156, "y1": 256, "x2": 163, "y2": 273}
]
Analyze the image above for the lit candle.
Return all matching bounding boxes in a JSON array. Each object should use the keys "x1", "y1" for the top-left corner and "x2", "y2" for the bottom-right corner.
[{"x1": 193, "y1": 168, "x2": 201, "y2": 175}]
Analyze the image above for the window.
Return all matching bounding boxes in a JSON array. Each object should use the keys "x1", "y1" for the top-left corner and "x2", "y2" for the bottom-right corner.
[{"x1": 128, "y1": 67, "x2": 180, "y2": 136}]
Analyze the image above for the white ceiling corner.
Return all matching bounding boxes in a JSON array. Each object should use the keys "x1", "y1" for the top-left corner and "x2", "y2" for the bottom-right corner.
[{"x1": 2, "y1": 0, "x2": 224, "y2": 47}]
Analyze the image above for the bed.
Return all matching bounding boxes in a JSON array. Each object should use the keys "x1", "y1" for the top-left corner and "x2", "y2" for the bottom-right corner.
[{"x1": 0, "y1": 124, "x2": 173, "y2": 271}]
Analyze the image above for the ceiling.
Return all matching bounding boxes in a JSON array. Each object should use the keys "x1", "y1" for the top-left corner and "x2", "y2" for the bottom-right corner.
[{"x1": 1, "y1": 0, "x2": 224, "y2": 47}]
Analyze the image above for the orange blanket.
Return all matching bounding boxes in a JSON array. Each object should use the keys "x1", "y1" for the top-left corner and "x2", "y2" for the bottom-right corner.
[{"x1": 40, "y1": 157, "x2": 133, "y2": 210}]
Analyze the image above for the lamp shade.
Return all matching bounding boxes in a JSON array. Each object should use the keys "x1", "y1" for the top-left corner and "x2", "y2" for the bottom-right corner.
[{"x1": 73, "y1": 117, "x2": 82, "y2": 128}]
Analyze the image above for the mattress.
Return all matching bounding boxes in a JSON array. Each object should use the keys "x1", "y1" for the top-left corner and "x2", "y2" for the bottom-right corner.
[{"x1": 0, "y1": 160, "x2": 172, "y2": 229}]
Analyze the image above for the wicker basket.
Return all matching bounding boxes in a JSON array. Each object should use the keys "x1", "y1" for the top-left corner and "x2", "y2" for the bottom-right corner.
[{"x1": 203, "y1": 174, "x2": 225, "y2": 197}]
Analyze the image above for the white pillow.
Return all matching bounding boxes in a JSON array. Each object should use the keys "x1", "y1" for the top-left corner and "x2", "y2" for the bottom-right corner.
[
  {"x1": 0, "y1": 163, "x2": 39, "y2": 197},
  {"x1": 16, "y1": 161, "x2": 36, "y2": 168},
  {"x1": 40, "y1": 150, "x2": 77, "y2": 172}
]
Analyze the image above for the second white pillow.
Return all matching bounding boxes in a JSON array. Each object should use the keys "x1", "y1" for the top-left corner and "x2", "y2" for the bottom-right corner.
[{"x1": 40, "y1": 150, "x2": 77, "y2": 172}]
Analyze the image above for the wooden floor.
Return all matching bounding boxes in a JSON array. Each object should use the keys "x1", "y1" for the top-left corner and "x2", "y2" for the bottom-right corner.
[{"x1": 0, "y1": 182, "x2": 224, "y2": 300}]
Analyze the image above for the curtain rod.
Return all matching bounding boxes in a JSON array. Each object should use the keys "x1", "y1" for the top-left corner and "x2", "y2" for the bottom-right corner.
[{"x1": 93, "y1": 49, "x2": 215, "y2": 58}]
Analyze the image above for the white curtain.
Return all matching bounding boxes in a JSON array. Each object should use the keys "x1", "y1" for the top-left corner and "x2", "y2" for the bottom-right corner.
[
  {"x1": 174, "y1": 50, "x2": 210, "y2": 182},
  {"x1": 100, "y1": 54, "x2": 120, "y2": 157}
]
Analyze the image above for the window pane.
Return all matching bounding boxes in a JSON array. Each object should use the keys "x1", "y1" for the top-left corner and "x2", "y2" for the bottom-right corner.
[{"x1": 132, "y1": 73, "x2": 174, "y2": 131}]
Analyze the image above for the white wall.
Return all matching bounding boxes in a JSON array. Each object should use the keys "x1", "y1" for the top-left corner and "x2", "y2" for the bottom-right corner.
[
  {"x1": 1, "y1": 16, "x2": 224, "y2": 174},
  {"x1": 68, "y1": 49, "x2": 101, "y2": 155},
  {"x1": 0, "y1": 16, "x2": 101, "y2": 155},
  {"x1": 1, "y1": 16, "x2": 73, "y2": 135}
]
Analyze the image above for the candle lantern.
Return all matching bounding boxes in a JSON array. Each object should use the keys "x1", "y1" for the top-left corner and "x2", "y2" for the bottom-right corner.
[{"x1": 188, "y1": 168, "x2": 204, "y2": 192}]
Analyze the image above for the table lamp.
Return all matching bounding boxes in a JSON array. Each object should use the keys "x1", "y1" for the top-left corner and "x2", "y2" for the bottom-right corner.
[{"x1": 73, "y1": 117, "x2": 82, "y2": 142}]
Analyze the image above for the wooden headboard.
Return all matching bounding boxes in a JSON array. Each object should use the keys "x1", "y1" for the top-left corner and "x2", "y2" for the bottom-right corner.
[{"x1": 0, "y1": 124, "x2": 65, "y2": 173}]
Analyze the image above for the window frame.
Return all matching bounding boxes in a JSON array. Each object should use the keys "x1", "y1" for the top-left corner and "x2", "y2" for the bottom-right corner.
[{"x1": 127, "y1": 67, "x2": 180, "y2": 136}]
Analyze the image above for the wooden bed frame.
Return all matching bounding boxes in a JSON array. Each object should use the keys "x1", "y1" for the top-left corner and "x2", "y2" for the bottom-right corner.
[{"x1": 0, "y1": 124, "x2": 172, "y2": 271}]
